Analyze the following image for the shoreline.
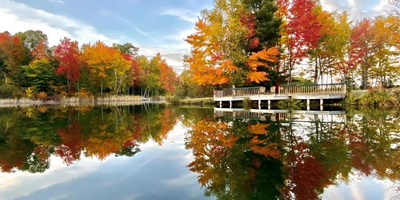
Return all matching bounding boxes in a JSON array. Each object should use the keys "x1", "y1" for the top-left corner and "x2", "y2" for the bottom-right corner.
[
  {"x1": 2, "y1": 88, "x2": 400, "y2": 109},
  {"x1": 0, "y1": 96, "x2": 165, "y2": 108}
]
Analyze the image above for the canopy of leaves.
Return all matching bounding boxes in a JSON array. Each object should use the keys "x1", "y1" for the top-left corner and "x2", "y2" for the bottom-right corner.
[{"x1": 54, "y1": 37, "x2": 81, "y2": 85}]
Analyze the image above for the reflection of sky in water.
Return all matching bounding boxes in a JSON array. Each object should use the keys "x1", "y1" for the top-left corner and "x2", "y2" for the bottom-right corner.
[
  {"x1": 0, "y1": 120, "x2": 399, "y2": 200},
  {"x1": 0, "y1": 122, "x2": 212, "y2": 200},
  {"x1": 323, "y1": 173, "x2": 399, "y2": 200}
]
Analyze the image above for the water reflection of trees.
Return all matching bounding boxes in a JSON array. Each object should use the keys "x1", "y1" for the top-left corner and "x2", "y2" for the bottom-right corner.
[
  {"x1": 184, "y1": 109, "x2": 400, "y2": 200},
  {"x1": 183, "y1": 111, "x2": 284, "y2": 200},
  {"x1": 0, "y1": 105, "x2": 178, "y2": 173}
]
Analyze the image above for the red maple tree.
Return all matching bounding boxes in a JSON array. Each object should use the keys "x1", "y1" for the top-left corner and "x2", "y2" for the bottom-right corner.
[{"x1": 54, "y1": 37, "x2": 81, "y2": 92}]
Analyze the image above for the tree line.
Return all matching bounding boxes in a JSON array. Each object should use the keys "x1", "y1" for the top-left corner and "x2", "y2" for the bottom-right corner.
[
  {"x1": 2, "y1": 0, "x2": 400, "y2": 100},
  {"x1": 182, "y1": 0, "x2": 400, "y2": 97},
  {"x1": 0, "y1": 30, "x2": 178, "y2": 99}
]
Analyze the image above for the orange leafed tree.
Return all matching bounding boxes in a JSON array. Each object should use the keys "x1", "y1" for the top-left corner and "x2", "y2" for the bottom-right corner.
[
  {"x1": 184, "y1": 0, "x2": 251, "y2": 87},
  {"x1": 247, "y1": 47, "x2": 280, "y2": 83},
  {"x1": 155, "y1": 54, "x2": 178, "y2": 94},
  {"x1": 0, "y1": 32, "x2": 27, "y2": 82},
  {"x1": 185, "y1": 0, "x2": 281, "y2": 87},
  {"x1": 185, "y1": 20, "x2": 238, "y2": 86},
  {"x1": 31, "y1": 39, "x2": 49, "y2": 61},
  {"x1": 81, "y1": 41, "x2": 131, "y2": 94}
]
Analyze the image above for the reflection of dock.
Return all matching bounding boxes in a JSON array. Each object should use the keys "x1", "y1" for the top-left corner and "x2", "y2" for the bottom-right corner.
[{"x1": 214, "y1": 108, "x2": 346, "y2": 124}]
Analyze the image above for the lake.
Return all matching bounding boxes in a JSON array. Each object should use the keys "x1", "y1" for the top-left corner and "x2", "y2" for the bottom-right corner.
[{"x1": 0, "y1": 105, "x2": 399, "y2": 200}]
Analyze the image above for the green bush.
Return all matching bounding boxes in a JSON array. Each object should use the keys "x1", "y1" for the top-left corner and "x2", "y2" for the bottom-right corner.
[
  {"x1": 278, "y1": 98, "x2": 303, "y2": 110},
  {"x1": 243, "y1": 97, "x2": 252, "y2": 110},
  {"x1": 355, "y1": 89, "x2": 400, "y2": 108},
  {"x1": 0, "y1": 84, "x2": 17, "y2": 98}
]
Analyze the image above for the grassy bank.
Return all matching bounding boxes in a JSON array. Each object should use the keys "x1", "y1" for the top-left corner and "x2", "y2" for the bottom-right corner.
[
  {"x1": 0, "y1": 95, "x2": 145, "y2": 107},
  {"x1": 346, "y1": 88, "x2": 400, "y2": 109},
  {"x1": 168, "y1": 97, "x2": 214, "y2": 106}
]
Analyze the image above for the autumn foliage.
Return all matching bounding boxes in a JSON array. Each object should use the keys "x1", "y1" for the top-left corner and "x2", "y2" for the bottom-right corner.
[
  {"x1": 185, "y1": 0, "x2": 375, "y2": 88},
  {"x1": 54, "y1": 38, "x2": 81, "y2": 92},
  {"x1": 185, "y1": 20, "x2": 238, "y2": 86},
  {"x1": 0, "y1": 30, "x2": 178, "y2": 98},
  {"x1": 185, "y1": 2, "x2": 280, "y2": 87},
  {"x1": 247, "y1": 47, "x2": 280, "y2": 83},
  {"x1": 0, "y1": 32, "x2": 27, "y2": 80},
  {"x1": 186, "y1": 119, "x2": 280, "y2": 191}
]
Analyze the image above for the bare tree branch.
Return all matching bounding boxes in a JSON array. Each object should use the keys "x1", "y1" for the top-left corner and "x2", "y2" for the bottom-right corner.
[{"x1": 389, "y1": 0, "x2": 400, "y2": 15}]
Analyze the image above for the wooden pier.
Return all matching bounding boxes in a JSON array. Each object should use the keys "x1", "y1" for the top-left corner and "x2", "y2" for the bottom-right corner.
[{"x1": 214, "y1": 83, "x2": 346, "y2": 110}]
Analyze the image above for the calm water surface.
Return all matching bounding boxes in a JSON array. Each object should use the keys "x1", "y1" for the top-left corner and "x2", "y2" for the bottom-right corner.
[{"x1": 0, "y1": 105, "x2": 399, "y2": 200}]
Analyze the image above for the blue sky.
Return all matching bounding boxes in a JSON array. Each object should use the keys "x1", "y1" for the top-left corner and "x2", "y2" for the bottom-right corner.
[{"x1": 0, "y1": 0, "x2": 395, "y2": 73}]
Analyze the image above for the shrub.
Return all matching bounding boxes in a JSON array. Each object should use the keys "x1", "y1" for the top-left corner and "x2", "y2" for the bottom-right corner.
[
  {"x1": 243, "y1": 97, "x2": 252, "y2": 110},
  {"x1": 75, "y1": 89, "x2": 92, "y2": 100},
  {"x1": 37, "y1": 91, "x2": 48, "y2": 101},
  {"x1": 358, "y1": 89, "x2": 400, "y2": 108},
  {"x1": 25, "y1": 87, "x2": 35, "y2": 99},
  {"x1": 0, "y1": 84, "x2": 15, "y2": 98},
  {"x1": 37, "y1": 106, "x2": 48, "y2": 113},
  {"x1": 278, "y1": 98, "x2": 303, "y2": 110},
  {"x1": 13, "y1": 90, "x2": 24, "y2": 99}
]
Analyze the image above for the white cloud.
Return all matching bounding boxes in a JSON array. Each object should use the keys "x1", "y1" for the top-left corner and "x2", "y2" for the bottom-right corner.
[
  {"x1": 161, "y1": 8, "x2": 198, "y2": 23},
  {"x1": 321, "y1": 0, "x2": 392, "y2": 20},
  {"x1": 138, "y1": 46, "x2": 188, "y2": 74},
  {"x1": 117, "y1": 16, "x2": 149, "y2": 37},
  {"x1": 0, "y1": 0, "x2": 119, "y2": 46},
  {"x1": 0, "y1": 156, "x2": 101, "y2": 200},
  {"x1": 97, "y1": 10, "x2": 150, "y2": 38},
  {"x1": 322, "y1": 172, "x2": 397, "y2": 200},
  {"x1": 137, "y1": 27, "x2": 195, "y2": 74},
  {"x1": 0, "y1": 0, "x2": 192, "y2": 74},
  {"x1": 48, "y1": 0, "x2": 64, "y2": 4},
  {"x1": 374, "y1": 0, "x2": 398, "y2": 14},
  {"x1": 347, "y1": 0, "x2": 357, "y2": 11},
  {"x1": 162, "y1": 28, "x2": 195, "y2": 73}
]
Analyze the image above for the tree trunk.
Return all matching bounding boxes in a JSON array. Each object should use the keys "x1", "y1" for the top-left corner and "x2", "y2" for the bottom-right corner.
[
  {"x1": 361, "y1": 63, "x2": 368, "y2": 89},
  {"x1": 3, "y1": 73, "x2": 7, "y2": 85},
  {"x1": 288, "y1": 50, "x2": 293, "y2": 84},
  {"x1": 67, "y1": 79, "x2": 71, "y2": 93},
  {"x1": 101, "y1": 79, "x2": 103, "y2": 95},
  {"x1": 275, "y1": 62, "x2": 281, "y2": 94},
  {"x1": 314, "y1": 57, "x2": 318, "y2": 84}
]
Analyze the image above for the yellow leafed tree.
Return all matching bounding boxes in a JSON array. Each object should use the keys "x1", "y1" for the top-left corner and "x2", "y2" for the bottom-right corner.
[{"x1": 81, "y1": 41, "x2": 131, "y2": 94}]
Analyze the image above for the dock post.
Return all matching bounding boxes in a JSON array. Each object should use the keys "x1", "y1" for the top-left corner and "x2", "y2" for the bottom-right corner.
[
  {"x1": 320, "y1": 99, "x2": 324, "y2": 111},
  {"x1": 258, "y1": 100, "x2": 261, "y2": 109},
  {"x1": 307, "y1": 99, "x2": 310, "y2": 111}
]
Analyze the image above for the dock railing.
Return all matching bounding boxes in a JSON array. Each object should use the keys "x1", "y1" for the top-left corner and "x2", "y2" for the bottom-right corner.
[
  {"x1": 278, "y1": 83, "x2": 346, "y2": 95},
  {"x1": 214, "y1": 83, "x2": 346, "y2": 98},
  {"x1": 214, "y1": 86, "x2": 268, "y2": 98}
]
